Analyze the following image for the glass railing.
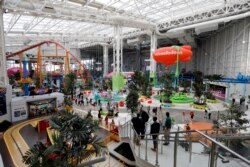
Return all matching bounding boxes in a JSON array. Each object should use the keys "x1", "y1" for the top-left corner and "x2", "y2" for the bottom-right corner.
[{"x1": 118, "y1": 122, "x2": 250, "y2": 167}]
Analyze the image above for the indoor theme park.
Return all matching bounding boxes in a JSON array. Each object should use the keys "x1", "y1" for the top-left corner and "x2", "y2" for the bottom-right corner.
[{"x1": 1, "y1": 0, "x2": 250, "y2": 167}]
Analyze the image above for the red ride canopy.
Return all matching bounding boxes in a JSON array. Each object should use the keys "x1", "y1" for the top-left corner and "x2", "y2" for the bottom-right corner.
[{"x1": 153, "y1": 45, "x2": 192, "y2": 65}]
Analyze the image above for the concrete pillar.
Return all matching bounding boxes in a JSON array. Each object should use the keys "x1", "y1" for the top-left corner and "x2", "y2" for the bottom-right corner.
[
  {"x1": 103, "y1": 45, "x2": 108, "y2": 77},
  {"x1": 0, "y1": 4, "x2": 8, "y2": 86},
  {"x1": 150, "y1": 31, "x2": 157, "y2": 82},
  {"x1": 113, "y1": 25, "x2": 123, "y2": 73}
]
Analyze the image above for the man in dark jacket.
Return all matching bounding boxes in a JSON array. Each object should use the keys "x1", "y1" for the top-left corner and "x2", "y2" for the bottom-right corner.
[
  {"x1": 132, "y1": 113, "x2": 143, "y2": 145},
  {"x1": 150, "y1": 117, "x2": 160, "y2": 151},
  {"x1": 140, "y1": 110, "x2": 149, "y2": 139}
]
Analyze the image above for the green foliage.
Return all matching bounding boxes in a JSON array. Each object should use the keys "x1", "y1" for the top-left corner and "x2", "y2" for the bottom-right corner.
[
  {"x1": 126, "y1": 89, "x2": 139, "y2": 113},
  {"x1": 63, "y1": 97, "x2": 73, "y2": 107},
  {"x1": 34, "y1": 75, "x2": 41, "y2": 88},
  {"x1": 64, "y1": 73, "x2": 76, "y2": 97},
  {"x1": 23, "y1": 110, "x2": 105, "y2": 167},
  {"x1": 179, "y1": 80, "x2": 190, "y2": 93},
  {"x1": 193, "y1": 71, "x2": 205, "y2": 104},
  {"x1": 130, "y1": 71, "x2": 150, "y2": 96},
  {"x1": 220, "y1": 104, "x2": 249, "y2": 130},
  {"x1": 204, "y1": 74, "x2": 224, "y2": 81},
  {"x1": 159, "y1": 73, "x2": 174, "y2": 103}
]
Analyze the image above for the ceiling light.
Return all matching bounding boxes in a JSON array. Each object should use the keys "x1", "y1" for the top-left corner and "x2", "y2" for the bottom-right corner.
[{"x1": 67, "y1": 1, "x2": 82, "y2": 7}]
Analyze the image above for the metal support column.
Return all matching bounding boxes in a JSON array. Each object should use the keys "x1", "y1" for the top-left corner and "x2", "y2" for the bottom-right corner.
[
  {"x1": 0, "y1": 3, "x2": 8, "y2": 86},
  {"x1": 150, "y1": 31, "x2": 157, "y2": 84},
  {"x1": 103, "y1": 45, "x2": 108, "y2": 77},
  {"x1": 209, "y1": 142, "x2": 216, "y2": 167},
  {"x1": 113, "y1": 25, "x2": 123, "y2": 73}
]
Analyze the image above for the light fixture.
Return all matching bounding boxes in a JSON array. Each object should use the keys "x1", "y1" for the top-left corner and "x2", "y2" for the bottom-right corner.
[{"x1": 66, "y1": 1, "x2": 82, "y2": 7}]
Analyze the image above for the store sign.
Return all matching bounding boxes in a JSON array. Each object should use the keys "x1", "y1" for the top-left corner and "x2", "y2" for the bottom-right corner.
[
  {"x1": 13, "y1": 106, "x2": 26, "y2": 118},
  {"x1": 0, "y1": 88, "x2": 7, "y2": 116}
]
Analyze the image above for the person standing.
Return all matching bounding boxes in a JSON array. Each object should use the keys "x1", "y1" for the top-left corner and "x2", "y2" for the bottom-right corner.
[
  {"x1": 150, "y1": 117, "x2": 160, "y2": 151},
  {"x1": 208, "y1": 112, "x2": 212, "y2": 120},
  {"x1": 163, "y1": 112, "x2": 172, "y2": 145},
  {"x1": 204, "y1": 109, "x2": 208, "y2": 119},
  {"x1": 139, "y1": 110, "x2": 149, "y2": 139},
  {"x1": 190, "y1": 111, "x2": 194, "y2": 121},
  {"x1": 182, "y1": 111, "x2": 186, "y2": 122},
  {"x1": 132, "y1": 113, "x2": 143, "y2": 145},
  {"x1": 105, "y1": 115, "x2": 109, "y2": 128}
]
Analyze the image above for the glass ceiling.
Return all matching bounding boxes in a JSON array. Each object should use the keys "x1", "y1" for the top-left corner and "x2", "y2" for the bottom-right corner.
[{"x1": 2, "y1": 0, "x2": 249, "y2": 51}]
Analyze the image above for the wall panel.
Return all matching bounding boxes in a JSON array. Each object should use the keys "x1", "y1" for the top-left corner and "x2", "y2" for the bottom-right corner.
[{"x1": 195, "y1": 17, "x2": 250, "y2": 78}]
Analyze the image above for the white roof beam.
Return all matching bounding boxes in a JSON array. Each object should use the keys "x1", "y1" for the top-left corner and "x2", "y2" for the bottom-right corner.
[{"x1": 6, "y1": 14, "x2": 21, "y2": 33}]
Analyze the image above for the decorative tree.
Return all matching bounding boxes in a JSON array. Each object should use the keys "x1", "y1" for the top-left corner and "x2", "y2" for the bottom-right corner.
[
  {"x1": 193, "y1": 71, "x2": 205, "y2": 104},
  {"x1": 179, "y1": 80, "x2": 190, "y2": 93},
  {"x1": 131, "y1": 71, "x2": 150, "y2": 97},
  {"x1": 64, "y1": 72, "x2": 76, "y2": 98},
  {"x1": 23, "y1": 110, "x2": 105, "y2": 167},
  {"x1": 126, "y1": 89, "x2": 139, "y2": 113},
  {"x1": 159, "y1": 72, "x2": 175, "y2": 103},
  {"x1": 220, "y1": 104, "x2": 249, "y2": 131}
]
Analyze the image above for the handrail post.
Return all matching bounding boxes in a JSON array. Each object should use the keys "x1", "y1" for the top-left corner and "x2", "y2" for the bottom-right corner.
[
  {"x1": 138, "y1": 136, "x2": 141, "y2": 158},
  {"x1": 155, "y1": 136, "x2": 159, "y2": 167},
  {"x1": 189, "y1": 139, "x2": 192, "y2": 163},
  {"x1": 209, "y1": 142, "x2": 216, "y2": 167},
  {"x1": 145, "y1": 134, "x2": 148, "y2": 161},
  {"x1": 161, "y1": 136, "x2": 163, "y2": 154},
  {"x1": 177, "y1": 127, "x2": 180, "y2": 146},
  {"x1": 129, "y1": 123, "x2": 132, "y2": 138},
  {"x1": 126, "y1": 122, "x2": 129, "y2": 136},
  {"x1": 173, "y1": 133, "x2": 178, "y2": 167}
]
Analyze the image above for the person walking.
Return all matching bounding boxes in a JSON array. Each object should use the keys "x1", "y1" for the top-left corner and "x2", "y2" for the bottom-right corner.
[
  {"x1": 163, "y1": 112, "x2": 172, "y2": 145},
  {"x1": 150, "y1": 117, "x2": 160, "y2": 151}
]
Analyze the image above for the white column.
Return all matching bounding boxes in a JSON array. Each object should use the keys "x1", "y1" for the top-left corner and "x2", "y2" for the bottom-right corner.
[
  {"x1": 103, "y1": 45, "x2": 108, "y2": 77},
  {"x1": 150, "y1": 31, "x2": 157, "y2": 77},
  {"x1": 113, "y1": 25, "x2": 123, "y2": 73},
  {"x1": 0, "y1": 5, "x2": 8, "y2": 86}
]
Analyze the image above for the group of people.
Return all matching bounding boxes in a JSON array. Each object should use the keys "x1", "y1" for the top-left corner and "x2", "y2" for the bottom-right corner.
[
  {"x1": 204, "y1": 109, "x2": 212, "y2": 120},
  {"x1": 132, "y1": 110, "x2": 172, "y2": 151}
]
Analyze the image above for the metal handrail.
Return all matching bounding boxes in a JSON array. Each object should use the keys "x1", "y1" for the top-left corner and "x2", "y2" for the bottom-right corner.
[
  {"x1": 121, "y1": 120, "x2": 250, "y2": 167},
  {"x1": 196, "y1": 130, "x2": 250, "y2": 166}
]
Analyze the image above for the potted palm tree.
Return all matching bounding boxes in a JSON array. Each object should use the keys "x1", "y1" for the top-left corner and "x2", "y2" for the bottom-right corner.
[{"x1": 23, "y1": 110, "x2": 106, "y2": 167}]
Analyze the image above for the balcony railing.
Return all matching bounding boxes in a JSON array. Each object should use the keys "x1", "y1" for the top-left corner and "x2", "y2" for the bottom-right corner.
[{"x1": 118, "y1": 121, "x2": 250, "y2": 167}]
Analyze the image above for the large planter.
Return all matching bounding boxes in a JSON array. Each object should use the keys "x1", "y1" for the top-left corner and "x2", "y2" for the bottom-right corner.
[
  {"x1": 191, "y1": 103, "x2": 207, "y2": 110},
  {"x1": 206, "y1": 99, "x2": 218, "y2": 103}
]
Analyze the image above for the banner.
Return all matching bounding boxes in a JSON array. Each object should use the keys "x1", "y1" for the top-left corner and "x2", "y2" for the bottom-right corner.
[{"x1": 0, "y1": 88, "x2": 7, "y2": 116}]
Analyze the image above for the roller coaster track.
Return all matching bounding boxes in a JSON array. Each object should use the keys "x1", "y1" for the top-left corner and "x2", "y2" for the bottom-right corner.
[{"x1": 6, "y1": 40, "x2": 91, "y2": 80}]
